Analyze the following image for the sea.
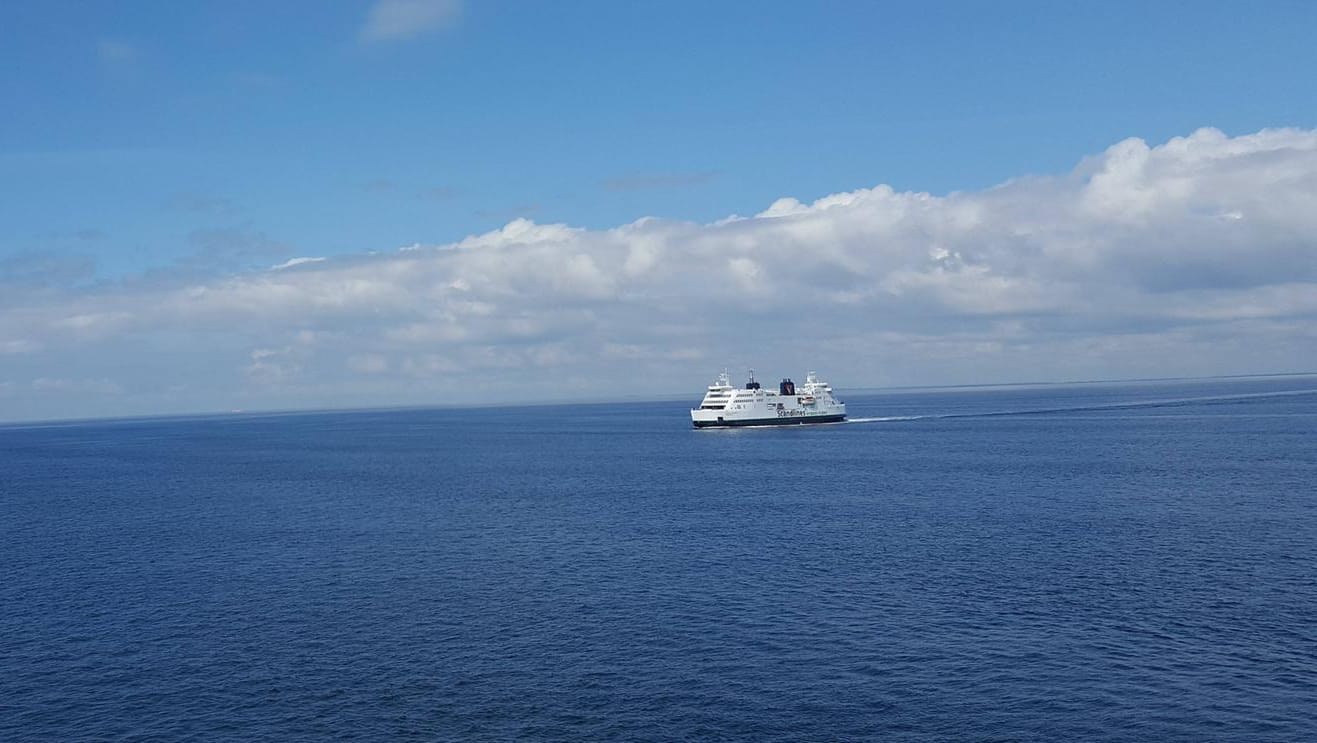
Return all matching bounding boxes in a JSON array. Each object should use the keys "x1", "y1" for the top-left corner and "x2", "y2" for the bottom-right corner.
[{"x1": 2, "y1": 376, "x2": 1315, "y2": 741}]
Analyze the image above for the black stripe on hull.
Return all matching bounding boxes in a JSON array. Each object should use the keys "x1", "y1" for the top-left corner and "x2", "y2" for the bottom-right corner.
[{"x1": 692, "y1": 414, "x2": 846, "y2": 428}]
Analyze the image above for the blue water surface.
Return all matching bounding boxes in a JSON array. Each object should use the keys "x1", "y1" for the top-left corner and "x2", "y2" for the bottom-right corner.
[{"x1": 3, "y1": 377, "x2": 1316, "y2": 741}]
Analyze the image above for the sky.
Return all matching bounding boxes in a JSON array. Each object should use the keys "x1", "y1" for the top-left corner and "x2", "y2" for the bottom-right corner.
[{"x1": 2, "y1": 0, "x2": 1316, "y2": 422}]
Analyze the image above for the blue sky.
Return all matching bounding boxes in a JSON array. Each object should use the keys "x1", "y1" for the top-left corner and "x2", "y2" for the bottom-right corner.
[
  {"x1": 2, "y1": 1, "x2": 1316, "y2": 420},
  {"x1": 6, "y1": 1, "x2": 1313, "y2": 275}
]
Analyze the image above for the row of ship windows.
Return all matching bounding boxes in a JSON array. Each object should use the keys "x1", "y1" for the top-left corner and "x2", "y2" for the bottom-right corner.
[{"x1": 711, "y1": 391, "x2": 823, "y2": 398}]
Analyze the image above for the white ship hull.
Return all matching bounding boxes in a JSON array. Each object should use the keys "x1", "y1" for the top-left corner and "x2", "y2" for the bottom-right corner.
[
  {"x1": 691, "y1": 370, "x2": 846, "y2": 428},
  {"x1": 691, "y1": 409, "x2": 846, "y2": 427}
]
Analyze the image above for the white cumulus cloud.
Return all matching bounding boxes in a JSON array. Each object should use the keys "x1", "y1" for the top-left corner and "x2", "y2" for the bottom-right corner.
[{"x1": 2, "y1": 127, "x2": 1316, "y2": 420}]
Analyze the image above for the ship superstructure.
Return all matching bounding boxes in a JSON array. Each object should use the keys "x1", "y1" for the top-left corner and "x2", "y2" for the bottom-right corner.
[{"x1": 691, "y1": 370, "x2": 846, "y2": 428}]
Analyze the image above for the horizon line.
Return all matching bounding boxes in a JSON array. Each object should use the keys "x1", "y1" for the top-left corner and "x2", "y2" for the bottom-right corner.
[{"x1": 2, "y1": 370, "x2": 1315, "y2": 429}]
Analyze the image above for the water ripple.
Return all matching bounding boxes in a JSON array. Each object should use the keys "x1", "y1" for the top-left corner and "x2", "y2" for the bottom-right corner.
[{"x1": 2, "y1": 379, "x2": 1316, "y2": 740}]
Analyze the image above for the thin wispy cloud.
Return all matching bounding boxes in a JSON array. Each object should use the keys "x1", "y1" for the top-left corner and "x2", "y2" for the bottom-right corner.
[
  {"x1": 1, "y1": 340, "x2": 40, "y2": 355},
  {"x1": 165, "y1": 192, "x2": 236, "y2": 216},
  {"x1": 30, "y1": 377, "x2": 123, "y2": 395},
  {"x1": 421, "y1": 186, "x2": 458, "y2": 201},
  {"x1": 475, "y1": 203, "x2": 541, "y2": 220},
  {"x1": 0, "y1": 251, "x2": 97, "y2": 288},
  {"x1": 96, "y1": 39, "x2": 138, "y2": 65},
  {"x1": 177, "y1": 229, "x2": 291, "y2": 275},
  {"x1": 363, "y1": 178, "x2": 399, "y2": 193},
  {"x1": 360, "y1": 0, "x2": 462, "y2": 43},
  {"x1": 270, "y1": 257, "x2": 327, "y2": 271}
]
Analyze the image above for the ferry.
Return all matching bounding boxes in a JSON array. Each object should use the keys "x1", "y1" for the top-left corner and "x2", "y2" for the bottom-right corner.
[{"x1": 691, "y1": 370, "x2": 846, "y2": 428}]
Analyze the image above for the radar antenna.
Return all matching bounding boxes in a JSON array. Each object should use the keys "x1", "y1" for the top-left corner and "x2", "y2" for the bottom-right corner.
[{"x1": 745, "y1": 368, "x2": 761, "y2": 390}]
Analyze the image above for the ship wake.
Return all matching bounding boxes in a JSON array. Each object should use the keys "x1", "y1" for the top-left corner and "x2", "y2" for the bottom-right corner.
[{"x1": 842, "y1": 388, "x2": 1317, "y2": 424}]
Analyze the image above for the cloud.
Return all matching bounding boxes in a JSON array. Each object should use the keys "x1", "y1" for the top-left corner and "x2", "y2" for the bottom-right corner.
[
  {"x1": 360, "y1": 0, "x2": 462, "y2": 43},
  {"x1": 475, "y1": 203, "x2": 541, "y2": 220},
  {"x1": 271, "y1": 257, "x2": 327, "y2": 271},
  {"x1": 171, "y1": 228, "x2": 292, "y2": 276},
  {"x1": 362, "y1": 178, "x2": 398, "y2": 193},
  {"x1": 421, "y1": 186, "x2": 458, "y2": 201},
  {"x1": 244, "y1": 346, "x2": 303, "y2": 385},
  {"x1": 97, "y1": 39, "x2": 138, "y2": 65},
  {"x1": 166, "y1": 192, "x2": 236, "y2": 215},
  {"x1": 1, "y1": 251, "x2": 97, "y2": 288},
  {"x1": 348, "y1": 353, "x2": 390, "y2": 374},
  {"x1": 31, "y1": 377, "x2": 123, "y2": 395},
  {"x1": 1, "y1": 339, "x2": 40, "y2": 355},
  {"x1": 1, "y1": 127, "x2": 1316, "y2": 420}
]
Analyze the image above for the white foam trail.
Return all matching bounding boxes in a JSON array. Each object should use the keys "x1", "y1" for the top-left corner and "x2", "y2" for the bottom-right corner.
[{"x1": 842, "y1": 387, "x2": 1317, "y2": 425}]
